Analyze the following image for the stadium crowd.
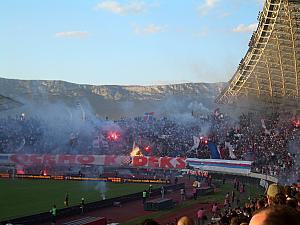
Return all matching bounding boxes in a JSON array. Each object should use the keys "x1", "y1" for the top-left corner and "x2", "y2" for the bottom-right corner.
[
  {"x1": 204, "y1": 182, "x2": 300, "y2": 225},
  {"x1": 141, "y1": 182, "x2": 300, "y2": 225},
  {"x1": 0, "y1": 110, "x2": 299, "y2": 178}
]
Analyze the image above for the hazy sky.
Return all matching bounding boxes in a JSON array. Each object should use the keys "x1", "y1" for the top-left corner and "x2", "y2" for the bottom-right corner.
[{"x1": 0, "y1": 0, "x2": 264, "y2": 85}]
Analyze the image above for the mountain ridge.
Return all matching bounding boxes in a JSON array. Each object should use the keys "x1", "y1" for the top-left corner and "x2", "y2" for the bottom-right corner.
[{"x1": 0, "y1": 77, "x2": 227, "y2": 118}]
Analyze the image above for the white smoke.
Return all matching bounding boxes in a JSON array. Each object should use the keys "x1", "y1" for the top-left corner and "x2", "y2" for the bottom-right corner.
[
  {"x1": 95, "y1": 181, "x2": 107, "y2": 200},
  {"x1": 188, "y1": 101, "x2": 210, "y2": 113}
]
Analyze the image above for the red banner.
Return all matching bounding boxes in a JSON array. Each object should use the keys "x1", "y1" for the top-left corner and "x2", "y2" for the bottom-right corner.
[{"x1": 2, "y1": 154, "x2": 186, "y2": 169}]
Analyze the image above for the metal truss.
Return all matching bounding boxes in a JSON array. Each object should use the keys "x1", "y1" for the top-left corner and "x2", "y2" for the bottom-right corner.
[{"x1": 216, "y1": 0, "x2": 300, "y2": 106}]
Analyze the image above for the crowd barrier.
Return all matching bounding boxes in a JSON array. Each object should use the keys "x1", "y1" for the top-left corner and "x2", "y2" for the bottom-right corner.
[
  {"x1": 0, "y1": 173, "x2": 171, "y2": 184},
  {"x1": 247, "y1": 172, "x2": 278, "y2": 183},
  {"x1": 209, "y1": 171, "x2": 278, "y2": 192}
]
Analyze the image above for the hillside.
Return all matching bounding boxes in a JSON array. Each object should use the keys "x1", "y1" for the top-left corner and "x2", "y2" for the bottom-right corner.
[{"x1": 0, "y1": 77, "x2": 226, "y2": 118}]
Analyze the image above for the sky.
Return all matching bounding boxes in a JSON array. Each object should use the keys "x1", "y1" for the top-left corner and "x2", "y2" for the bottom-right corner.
[{"x1": 0, "y1": 0, "x2": 264, "y2": 86}]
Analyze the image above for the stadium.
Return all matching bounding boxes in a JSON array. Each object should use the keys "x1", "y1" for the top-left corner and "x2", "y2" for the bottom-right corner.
[{"x1": 1, "y1": 0, "x2": 300, "y2": 225}]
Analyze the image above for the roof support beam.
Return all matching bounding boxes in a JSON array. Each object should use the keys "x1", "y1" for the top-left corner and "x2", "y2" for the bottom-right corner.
[
  {"x1": 275, "y1": 33, "x2": 286, "y2": 96},
  {"x1": 286, "y1": 0, "x2": 299, "y2": 97}
]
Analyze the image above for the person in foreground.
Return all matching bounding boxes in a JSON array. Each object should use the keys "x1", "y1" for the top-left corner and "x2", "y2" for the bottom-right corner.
[
  {"x1": 249, "y1": 205, "x2": 300, "y2": 225},
  {"x1": 177, "y1": 216, "x2": 195, "y2": 225}
]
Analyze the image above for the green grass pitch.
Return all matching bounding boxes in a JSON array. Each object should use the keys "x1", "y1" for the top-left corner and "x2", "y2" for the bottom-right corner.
[{"x1": 0, "y1": 179, "x2": 160, "y2": 221}]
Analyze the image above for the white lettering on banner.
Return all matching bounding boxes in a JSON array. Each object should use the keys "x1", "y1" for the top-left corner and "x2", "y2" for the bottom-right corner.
[
  {"x1": 5, "y1": 154, "x2": 186, "y2": 169},
  {"x1": 132, "y1": 156, "x2": 186, "y2": 169},
  {"x1": 186, "y1": 169, "x2": 209, "y2": 177},
  {"x1": 9, "y1": 154, "x2": 105, "y2": 166}
]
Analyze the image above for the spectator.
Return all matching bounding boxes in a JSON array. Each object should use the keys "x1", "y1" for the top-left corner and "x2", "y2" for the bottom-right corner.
[
  {"x1": 295, "y1": 192, "x2": 300, "y2": 211},
  {"x1": 64, "y1": 192, "x2": 69, "y2": 207},
  {"x1": 196, "y1": 207, "x2": 207, "y2": 225},
  {"x1": 180, "y1": 187, "x2": 186, "y2": 201},
  {"x1": 142, "y1": 190, "x2": 147, "y2": 204},
  {"x1": 231, "y1": 190, "x2": 235, "y2": 203},
  {"x1": 161, "y1": 186, "x2": 165, "y2": 199},
  {"x1": 80, "y1": 197, "x2": 85, "y2": 214},
  {"x1": 177, "y1": 216, "x2": 195, "y2": 225},
  {"x1": 224, "y1": 192, "x2": 230, "y2": 208},
  {"x1": 148, "y1": 185, "x2": 153, "y2": 197},
  {"x1": 192, "y1": 187, "x2": 197, "y2": 200},
  {"x1": 49, "y1": 204, "x2": 57, "y2": 225},
  {"x1": 212, "y1": 202, "x2": 219, "y2": 217},
  {"x1": 256, "y1": 199, "x2": 265, "y2": 210},
  {"x1": 249, "y1": 206, "x2": 300, "y2": 225},
  {"x1": 266, "y1": 184, "x2": 283, "y2": 206}
]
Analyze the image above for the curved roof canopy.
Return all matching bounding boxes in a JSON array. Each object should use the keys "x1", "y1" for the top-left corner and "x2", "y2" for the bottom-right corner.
[{"x1": 216, "y1": 0, "x2": 300, "y2": 107}]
